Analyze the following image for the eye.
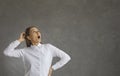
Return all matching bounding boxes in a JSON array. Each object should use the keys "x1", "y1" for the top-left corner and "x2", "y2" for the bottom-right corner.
[
  {"x1": 32, "y1": 31, "x2": 36, "y2": 33},
  {"x1": 31, "y1": 31, "x2": 36, "y2": 34}
]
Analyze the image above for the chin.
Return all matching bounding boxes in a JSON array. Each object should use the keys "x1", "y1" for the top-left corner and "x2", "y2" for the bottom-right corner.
[{"x1": 37, "y1": 41, "x2": 41, "y2": 43}]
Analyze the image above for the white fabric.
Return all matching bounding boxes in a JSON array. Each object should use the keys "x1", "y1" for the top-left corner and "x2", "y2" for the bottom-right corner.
[{"x1": 3, "y1": 40, "x2": 71, "y2": 76}]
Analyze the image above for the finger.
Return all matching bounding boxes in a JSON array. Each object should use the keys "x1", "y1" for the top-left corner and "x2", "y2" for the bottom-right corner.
[
  {"x1": 21, "y1": 32, "x2": 25, "y2": 36},
  {"x1": 21, "y1": 32, "x2": 25, "y2": 35}
]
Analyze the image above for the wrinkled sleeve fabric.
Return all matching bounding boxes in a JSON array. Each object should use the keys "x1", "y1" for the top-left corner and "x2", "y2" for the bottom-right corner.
[
  {"x1": 3, "y1": 40, "x2": 24, "y2": 58},
  {"x1": 48, "y1": 44, "x2": 71, "y2": 70}
]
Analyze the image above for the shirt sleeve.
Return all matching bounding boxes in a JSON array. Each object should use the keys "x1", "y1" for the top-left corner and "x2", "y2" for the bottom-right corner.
[
  {"x1": 3, "y1": 40, "x2": 24, "y2": 58},
  {"x1": 48, "y1": 44, "x2": 71, "y2": 70}
]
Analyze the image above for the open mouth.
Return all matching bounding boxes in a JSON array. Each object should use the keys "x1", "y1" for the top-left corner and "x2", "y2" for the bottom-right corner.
[{"x1": 38, "y1": 36, "x2": 40, "y2": 39}]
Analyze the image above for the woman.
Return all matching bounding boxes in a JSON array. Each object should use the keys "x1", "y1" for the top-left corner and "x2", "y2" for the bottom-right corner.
[{"x1": 3, "y1": 26, "x2": 71, "y2": 76}]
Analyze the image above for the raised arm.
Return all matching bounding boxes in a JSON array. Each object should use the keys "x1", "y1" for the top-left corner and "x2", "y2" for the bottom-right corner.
[{"x1": 3, "y1": 32, "x2": 25, "y2": 58}]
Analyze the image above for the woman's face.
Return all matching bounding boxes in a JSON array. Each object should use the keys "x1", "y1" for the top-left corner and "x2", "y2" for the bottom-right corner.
[{"x1": 27, "y1": 27, "x2": 41, "y2": 44}]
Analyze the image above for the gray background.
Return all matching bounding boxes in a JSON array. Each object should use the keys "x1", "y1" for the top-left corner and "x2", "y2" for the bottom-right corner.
[{"x1": 0, "y1": 0, "x2": 120, "y2": 76}]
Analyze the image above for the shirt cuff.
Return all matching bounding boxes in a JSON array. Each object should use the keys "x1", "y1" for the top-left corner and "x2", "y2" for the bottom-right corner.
[
  {"x1": 51, "y1": 65, "x2": 56, "y2": 71},
  {"x1": 15, "y1": 40, "x2": 21, "y2": 45}
]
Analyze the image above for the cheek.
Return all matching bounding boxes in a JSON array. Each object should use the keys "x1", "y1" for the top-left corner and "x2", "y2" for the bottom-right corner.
[
  {"x1": 29, "y1": 34, "x2": 35, "y2": 40},
  {"x1": 32, "y1": 34, "x2": 38, "y2": 39}
]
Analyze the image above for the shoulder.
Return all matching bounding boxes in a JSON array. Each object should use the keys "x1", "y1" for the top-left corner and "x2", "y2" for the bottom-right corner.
[
  {"x1": 42, "y1": 43, "x2": 52, "y2": 46},
  {"x1": 42, "y1": 43, "x2": 55, "y2": 49},
  {"x1": 22, "y1": 47, "x2": 31, "y2": 52}
]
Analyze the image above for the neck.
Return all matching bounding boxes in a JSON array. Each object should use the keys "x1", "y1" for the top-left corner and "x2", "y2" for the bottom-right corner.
[{"x1": 32, "y1": 42, "x2": 39, "y2": 46}]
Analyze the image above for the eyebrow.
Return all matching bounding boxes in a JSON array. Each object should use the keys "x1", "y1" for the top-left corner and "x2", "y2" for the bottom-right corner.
[
  {"x1": 31, "y1": 30, "x2": 40, "y2": 32},
  {"x1": 30, "y1": 28, "x2": 40, "y2": 32}
]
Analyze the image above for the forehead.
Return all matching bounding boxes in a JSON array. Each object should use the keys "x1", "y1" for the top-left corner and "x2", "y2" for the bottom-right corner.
[{"x1": 30, "y1": 27, "x2": 39, "y2": 31}]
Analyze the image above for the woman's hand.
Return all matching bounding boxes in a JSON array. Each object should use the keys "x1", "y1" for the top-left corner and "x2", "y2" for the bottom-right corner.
[
  {"x1": 18, "y1": 32, "x2": 25, "y2": 42},
  {"x1": 48, "y1": 66, "x2": 53, "y2": 76}
]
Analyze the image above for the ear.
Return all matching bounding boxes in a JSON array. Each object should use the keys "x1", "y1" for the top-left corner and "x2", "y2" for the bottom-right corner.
[{"x1": 27, "y1": 36, "x2": 31, "y2": 40}]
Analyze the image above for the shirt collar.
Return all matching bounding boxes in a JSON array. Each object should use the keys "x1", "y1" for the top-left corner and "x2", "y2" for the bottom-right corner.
[{"x1": 31, "y1": 43, "x2": 42, "y2": 47}]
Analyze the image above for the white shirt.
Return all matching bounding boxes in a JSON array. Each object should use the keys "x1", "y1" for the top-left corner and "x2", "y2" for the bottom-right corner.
[{"x1": 3, "y1": 40, "x2": 71, "y2": 76}]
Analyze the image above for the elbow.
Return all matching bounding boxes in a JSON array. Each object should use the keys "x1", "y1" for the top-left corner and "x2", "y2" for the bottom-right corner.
[
  {"x1": 67, "y1": 55, "x2": 71, "y2": 62},
  {"x1": 3, "y1": 51, "x2": 7, "y2": 56},
  {"x1": 63, "y1": 55, "x2": 71, "y2": 62},
  {"x1": 3, "y1": 50, "x2": 9, "y2": 56}
]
